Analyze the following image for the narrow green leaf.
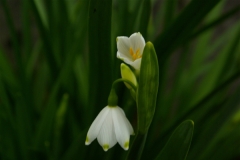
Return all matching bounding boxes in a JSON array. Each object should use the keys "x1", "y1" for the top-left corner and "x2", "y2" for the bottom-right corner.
[
  {"x1": 134, "y1": 0, "x2": 151, "y2": 37},
  {"x1": 22, "y1": 0, "x2": 31, "y2": 61},
  {"x1": 15, "y1": 94, "x2": 32, "y2": 160},
  {"x1": 88, "y1": 0, "x2": 112, "y2": 117},
  {"x1": 161, "y1": 71, "x2": 240, "y2": 140},
  {"x1": 190, "y1": 4, "x2": 240, "y2": 39},
  {"x1": 26, "y1": 41, "x2": 41, "y2": 80},
  {"x1": 0, "y1": 0, "x2": 22, "y2": 67},
  {"x1": 190, "y1": 1, "x2": 223, "y2": 73},
  {"x1": 33, "y1": 81, "x2": 60, "y2": 150},
  {"x1": 155, "y1": 120, "x2": 194, "y2": 160},
  {"x1": 53, "y1": 94, "x2": 69, "y2": 160},
  {"x1": 61, "y1": 130, "x2": 88, "y2": 160},
  {"x1": 154, "y1": 0, "x2": 221, "y2": 62},
  {"x1": 0, "y1": 75, "x2": 15, "y2": 127},
  {"x1": 163, "y1": 0, "x2": 177, "y2": 29},
  {"x1": 137, "y1": 42, "x2": 159, "y2": 134},
  {"x1": 0, "y1": 47, "x2": 18, "y2": 88},
  {"x1": 126, "y1": 42, "x2": 159, "y2": 160},
  {"x1": 30, "y1": 0, "x2": 58, "y2": 78},
  {"x1": 218, "y1": 25, "x2": 240, "y2": 80},
  {"x1": 0, "y1": 117, "x2": 18, "y2": 160},
  {"x1": 34, "y1": 0, "x2": 48, "y2": 28},
  {"x1": 189, "y1": 23, "x2": 240, "y2": 106}
]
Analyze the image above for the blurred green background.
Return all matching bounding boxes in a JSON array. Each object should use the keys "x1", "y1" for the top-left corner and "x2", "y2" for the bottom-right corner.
[{"x1": 0, "y1": 0, "x2": 240, "y2": 159}]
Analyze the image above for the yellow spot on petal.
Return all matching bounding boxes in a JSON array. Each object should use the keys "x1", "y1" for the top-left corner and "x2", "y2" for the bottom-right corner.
[
  {"x1": 85, "y1": 136, "x2": 90, "y2": 145},
  {"x1": 103, "y1": 144, "x2": 109, "y2": 151},
  {"x1": 129, "y1": 48, "x2": 142, "y2": 60},
  {"x1": 124, "y1": 141, "x2": 129, "y2": 150}
]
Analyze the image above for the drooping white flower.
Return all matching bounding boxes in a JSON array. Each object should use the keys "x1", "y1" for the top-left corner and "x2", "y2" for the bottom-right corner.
[
  {"x1": 117, "y1": 32, "x2": 145, "y2": 70},
  {"x1": 85, "y1": 106, "x2": 134, "y2": 151}
]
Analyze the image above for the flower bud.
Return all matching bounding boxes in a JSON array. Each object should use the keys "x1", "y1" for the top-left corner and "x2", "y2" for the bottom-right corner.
[{"x1": 120, "y1": 63, "x2": 137, "y2": 90}]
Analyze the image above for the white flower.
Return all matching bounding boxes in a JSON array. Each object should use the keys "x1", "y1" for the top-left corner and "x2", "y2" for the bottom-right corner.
[
  {"x1": 85, "y1": 106, "x2": 134, "y2": 151},
  {"x1": 117, "y1": 32, "x2": 145, "y2": 70}
]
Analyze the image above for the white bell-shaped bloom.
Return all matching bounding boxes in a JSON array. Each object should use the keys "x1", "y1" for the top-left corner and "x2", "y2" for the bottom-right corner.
[
  {"x1": 117, "y1": 32, "x2": 145, "y2": 71},
  {"x1": 85, "y1": 106, "x2": 134, "y2": 151}
]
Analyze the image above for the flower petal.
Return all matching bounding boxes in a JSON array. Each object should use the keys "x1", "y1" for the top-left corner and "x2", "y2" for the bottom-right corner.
[
  {"x1": 117, "y1": 51, "x2": 134, "y2": 64},
  {"x1": 117, "y1": 36, "x2": 132, "y2": 61},
  {"x1": 129, "y1": 32, "x2": 145, "y2": 55},
  {"x1": 117, "y1": 107, "x2": 134, "y2": 135},
  {"x1": 112, "y1": 107, "x2": 133, "y2": 150},
  {"x1": 85, "y1": 106, "x2": 110, "y2": 145},
  {"x1": 128, "y1": 58, "x2": 142, "y2": 71},
  {"x1": 97, "y1": 109, "x2": 117, "y2": 151}
]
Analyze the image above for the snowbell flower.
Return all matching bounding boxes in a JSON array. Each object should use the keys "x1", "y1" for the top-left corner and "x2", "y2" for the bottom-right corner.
[
  {"x1": 117, "y1": 32, "x2": 145, "y2": 71},
  {"x1": 85, "y1": 106, "x2": 134, "y2": 151}
]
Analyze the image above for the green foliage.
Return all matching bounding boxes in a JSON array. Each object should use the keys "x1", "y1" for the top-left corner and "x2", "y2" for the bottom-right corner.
[
  {"x1": 155, "y1": 120, "x2": 194, "y2": 160},
  {"x1": 0, "y1": 0, "x2": 240, "y2": 159},
  {"x1": 137, "y1": 42, "x2": 159, "y2": 134}
]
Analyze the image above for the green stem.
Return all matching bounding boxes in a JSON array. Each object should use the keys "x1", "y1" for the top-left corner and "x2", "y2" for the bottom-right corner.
[{"x1": 112, "y1": 78, "x2": 137, "y2": 92}]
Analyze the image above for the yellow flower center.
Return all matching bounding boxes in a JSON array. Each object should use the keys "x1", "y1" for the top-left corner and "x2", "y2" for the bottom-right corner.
[{"x1": 129, "y1": 47, "x2": 142, "y2": 60}]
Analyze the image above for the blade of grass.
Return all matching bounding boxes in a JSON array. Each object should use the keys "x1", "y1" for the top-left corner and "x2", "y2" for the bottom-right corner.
[
  {"x1": 154, "y1": 0, "x2": 221, "y2": 62},
  {"x1": 26, "y1": 41, "x2": 42, "y2": 80},
  {"x1": 217, "y1": 25, "x2": 240, "y2": 81},
  {"x1": 0, "y1": 46, "x2": 18, "y2": 87},
  {"x1": 134, "y1": 0, "x2": 151, "y2": 37},
  {"x1": 162, "y1": 0, "x2": 177, "y2": 29},
  {"x1": 161, "y1": 70, "x2": 240, "y2": 140},
  {"x1": 88, "y1": 0, "x2": 113, "y2": 117},
  {"x1": 155, "y1": 120, "x2": 194, "y2": 160},
  {"x1": 190, "y1": 4, "x2": 240, "y2": 40},
  {"x1": 190, "y1": 1, "x2": 224, "y2": 73},
  {"x1": 53, "y1": 94, "x2": 69, "y2": 160},
  {"x1": 33, "y1": 79, "x2": 61, "y2": 150},
  {"x1": 189, "y1": 22, "x2": 240, "y2": 107},
  {"x1": 30, "y1": 0, "x2": 59, "y2": 78},
  {"x1": 0, "y1": 74, "x2": 15, "y2": 127},
  {"x1": 0, "y1": 0, "x2": 22, "y2": 68},
  {"x1": 34, "y1": 0, "x2": 48, "y2": 28},
  {"x1": 1, "y1": 0, "x2": 34, "y2": 147},
  {"x1": 15, "y1": 93, "x2": 32, "y2": 159},
  {"x1": 155, "y1": 0, "x2": 222, "y2": 121},
  {"x1": 61, "y1": 130, "x2": 88, "y2": 160},
  {"x1": 0, "y1": 116, "x2": 18, "y2": 160},
  {"x1": 21, "y1": 0, "x2": 31, "y2": 62}
]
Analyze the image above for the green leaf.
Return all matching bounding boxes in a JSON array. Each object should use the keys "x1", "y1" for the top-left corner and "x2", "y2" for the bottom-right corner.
[
  {"x1": 30, "y1": 0, "x2": 58, "y2": 77},
  {"x1": 33, "y1": 81, "x2": 60, "y2": 150},
  {"x1": 137, "y1": 42, "x2": 159, "y2": 134},
  {"x1": 88, "y1": 0, "x2": 112, "y2": 117},
  {"x1": 15, "y1": 94, "x2": 32, "y2": 159},
  {"x1": 162, "y1": 0, "x2": 177, "y2": 29},
  {"x1": 0, "y1": 47, "x2": 18, "y2": 88},
  {"x1": 190, "y1": 4, "x2": 240, "y2": 39},
  {"x1": 53, "y1": 94, "x2": 69, "y2": 160},
  {"x1": 126, "y1": 42, "x2": 159, "y2": 160},
  {"x1": 154, "y1": 0, "x2": 221, "y2": 62},
  {"x1": 134, "y1": 0, "x2": 151, "y2": 37},
  {"x1": 155, "y1": 120, "x2": 194, "y2": 160}
]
